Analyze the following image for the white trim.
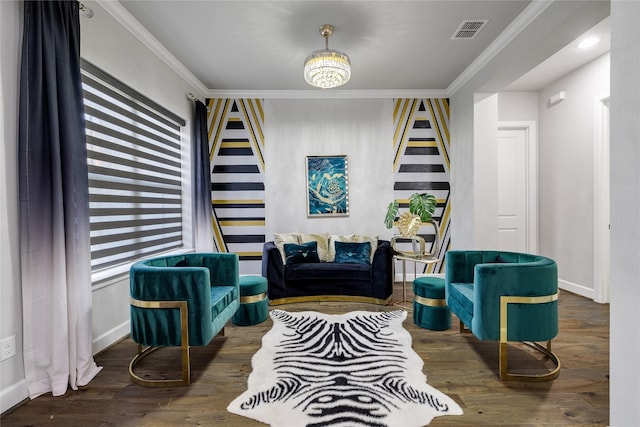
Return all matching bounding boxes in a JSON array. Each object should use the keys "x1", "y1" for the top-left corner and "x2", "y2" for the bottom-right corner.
[
  {"x1": 204, "y1": 89, "x2": 449, "y2": 100},
  {"x1": 497, "y1": 121, "x2": 538, "y2": 254},
  {"x1": 0, "y1": 380, "x2": 28, "y2": 414},
  {"x1": 559, "y1": 278, "x2": 594, "y2": 300},
  {"x1": 593, "y1": 95, "x2": 610, "y2": 303},
  {"x1": 447, "y1": 1, "x2": 553, "y2": 95},
  {"x1": 96, "y1": 0, "x2": 208, "y2": 95},
  {"x1": 92, "y1": 320, "x2": 130, "y2": 356}
]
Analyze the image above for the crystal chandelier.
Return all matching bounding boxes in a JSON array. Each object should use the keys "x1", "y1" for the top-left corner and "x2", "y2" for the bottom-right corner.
[{"x1": 304, "y1": 25, "x2": 351, "y2": 89}]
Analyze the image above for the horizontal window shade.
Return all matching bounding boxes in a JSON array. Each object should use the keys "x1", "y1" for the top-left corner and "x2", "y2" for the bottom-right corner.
[{"x1": 81, "y1": 59, "x2": 185, "y2": 273}]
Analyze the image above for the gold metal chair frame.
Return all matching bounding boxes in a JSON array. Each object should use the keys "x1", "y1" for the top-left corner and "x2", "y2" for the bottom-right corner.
[
  {"x1": 460, "y1": 293, "x2": 561, "y2": 382},
  {"x1": 128, "y1": 298, "x2": 191, "y2": 387},
  {"x1": 499, "y1": 293, "x2": 561, "y2": 382}
]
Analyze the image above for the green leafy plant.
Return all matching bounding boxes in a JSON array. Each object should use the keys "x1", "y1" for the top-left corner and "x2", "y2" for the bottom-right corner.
[{"x1": 384, "y1": 192, "x2": 437, "y2": 230}]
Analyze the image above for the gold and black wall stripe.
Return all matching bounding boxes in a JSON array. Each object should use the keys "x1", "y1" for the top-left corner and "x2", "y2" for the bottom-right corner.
[
  {"x1": 207, "y1": 99, "x2": 265, "y2": 274},
  {"x1": 392, "y1": 98, "x2": 451, "y2": 273}
]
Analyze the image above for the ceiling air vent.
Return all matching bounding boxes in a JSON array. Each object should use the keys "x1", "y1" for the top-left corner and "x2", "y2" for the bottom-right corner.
[{"x1": 451, "y1": 20, "x2": 489, "y2": 40}]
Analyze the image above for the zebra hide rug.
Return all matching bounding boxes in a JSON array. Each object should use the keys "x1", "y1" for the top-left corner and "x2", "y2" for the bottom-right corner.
[{"x1": 227, "y1": 309, "x2": 463, "y2": 426}]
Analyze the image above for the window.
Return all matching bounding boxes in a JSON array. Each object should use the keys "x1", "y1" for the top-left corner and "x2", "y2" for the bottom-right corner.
[{"x1": 80, "y1": 59, "x2": 187, "y2": 278}]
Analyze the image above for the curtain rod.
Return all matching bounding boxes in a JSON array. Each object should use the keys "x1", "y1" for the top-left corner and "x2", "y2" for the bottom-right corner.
[
  {"x1": 188, "y1": 93, "x2": 209, "y2": 111},
  {"x1": 79, "y1": 2, "x2": 94, "y2": 18}
]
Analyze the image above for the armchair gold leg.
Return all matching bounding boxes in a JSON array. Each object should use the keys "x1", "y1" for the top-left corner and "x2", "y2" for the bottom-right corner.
[
  {"x1": 499, "y1": 294, "x2": 561, "y2": 382},
  {"x1": 129, "y1": 298, "x2": 191, "y2": 387},
  {"x1": 499, "y1": 340, "x2": 561, "y2": 382},
  {"x1": 129, "y1": 342, "x2": 191, "y2": 387}
]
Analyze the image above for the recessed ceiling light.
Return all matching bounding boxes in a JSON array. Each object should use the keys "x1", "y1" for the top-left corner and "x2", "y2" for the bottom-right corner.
[{"x1": 578, "y1": 37, "x2": 600, "y2": 49}]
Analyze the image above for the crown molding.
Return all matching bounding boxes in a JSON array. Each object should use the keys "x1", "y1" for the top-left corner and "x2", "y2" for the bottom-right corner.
[
  {"x1": 204, "y1": 89, "x2": 449, "y2": 100},
  {"x1": 98, "y1": 0, "x2": 551, "y2": 100},
  {"x1": 446, "y1": 0, "x2": 553, "y2": 95},
  {"x1": 96, "y1": 0, "x2": 208, "y2": 95}
]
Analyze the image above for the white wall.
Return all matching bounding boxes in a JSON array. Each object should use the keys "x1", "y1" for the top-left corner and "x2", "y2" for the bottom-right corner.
[
  {"x1": 0, "y1": 0, "x2": 26, "y2": 412},
  {"x1": 264, "y1": 99, "x2": 394, "y2": 240},
  {"x1": 1, "y1": 0, "x2": 204, "y2": 411},
  {"x1": 538, "y1": 53, "x2": 610, "y2": 298},
  {"x1": 610, "y1": 1, "x2": 640, "y2": 424},
  {"x1": 473, "y1": 93, "x2": 499, "y2": 248},
  {"x1": 498, "y1": 92, "x2": 539, "y2": 122}
]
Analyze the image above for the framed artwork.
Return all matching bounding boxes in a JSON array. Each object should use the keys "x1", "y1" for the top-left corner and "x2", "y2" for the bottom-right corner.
[{"x1": 306, "y1": 155, "x2": 349, "y2": 217}]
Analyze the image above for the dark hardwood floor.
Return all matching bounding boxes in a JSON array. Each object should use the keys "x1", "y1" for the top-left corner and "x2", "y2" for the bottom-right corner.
[{"x1": 1, "y1": 286, "x2": 609, "y2": 426}]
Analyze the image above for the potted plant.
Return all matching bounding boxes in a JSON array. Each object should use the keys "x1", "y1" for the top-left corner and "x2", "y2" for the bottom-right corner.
[
  {"x1": 384, "y1": 192, "x2": 438, "y2": 258},
  {"x1": 384, "y1": 192, "x2": 437, "y2": 237}
]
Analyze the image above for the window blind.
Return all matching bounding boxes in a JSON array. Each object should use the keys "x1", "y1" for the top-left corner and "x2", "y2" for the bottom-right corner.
[{"x1": 81, "y1": 59, "x2": 186, "y2": 273}]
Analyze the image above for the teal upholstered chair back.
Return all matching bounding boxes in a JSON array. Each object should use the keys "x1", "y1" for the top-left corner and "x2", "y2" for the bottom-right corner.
[
  {"x1": 445, "y1": 250, "x2": 558, "y2": 342},
  {"x1": 130, "y1": 253, "x2": 239, "y2": 348}
]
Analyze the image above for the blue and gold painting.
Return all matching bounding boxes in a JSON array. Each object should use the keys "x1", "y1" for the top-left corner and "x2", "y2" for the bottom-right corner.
[{"x1": 306, "y1": 155, "x2": 349, "y2": 217}]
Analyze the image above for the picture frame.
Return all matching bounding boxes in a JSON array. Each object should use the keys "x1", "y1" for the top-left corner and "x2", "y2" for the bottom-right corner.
[{"x1": 306, "y1": 155, "x2": 349, "y2": 217}]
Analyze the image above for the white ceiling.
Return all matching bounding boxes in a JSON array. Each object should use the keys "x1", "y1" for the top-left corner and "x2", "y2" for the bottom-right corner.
[{"x1": 113, "y1": 0, "x2": 610, "y2": 96}]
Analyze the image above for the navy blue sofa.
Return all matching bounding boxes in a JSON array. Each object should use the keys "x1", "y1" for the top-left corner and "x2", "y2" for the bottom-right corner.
[{"x1": 262, "y1": 240, "x2": 393, "y2": 305}]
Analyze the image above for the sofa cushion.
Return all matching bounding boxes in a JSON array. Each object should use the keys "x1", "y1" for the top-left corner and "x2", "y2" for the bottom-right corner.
[
  {"x1": 328, "y1": 234, "x2": 355, "y2": 261},
  {"x1": 334, "y1": 241, "x2": 371, "y2": 265},
  {"x1": 285, "y1": 262, "x2": 371, "y2": 282},
  {"x1": 284, "y1": 241, "x2": 320, "y2": 264},
  {"x1": 274, "y1": 232, "x2": 301, "y2": 262},
  {"x1": 299, "y1": 233, "x2": 330, "y2": 261},
  {"x1": 353, "y1": 234, "x2": 378, "y2": 262},
  {"x1": 447, "y1": 283, "x2": 474, "y2": 319},
  {"x1": 210, "y1": 285, "x2": 237, "y2": 319}
]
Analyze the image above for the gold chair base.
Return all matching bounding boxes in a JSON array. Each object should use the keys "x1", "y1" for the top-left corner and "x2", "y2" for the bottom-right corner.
[
  {"x1": 458, "y1": 320, "x2": 561, "y2": 382},
  {"x1": 500, "y1": 340, "x2": 561, "y2": 382},
  {"x1": 129, "y1": 343, "x2": 191, "y2": 387},
  {"x1": 129, "y1": 297, "x2": 191, "y2": 387}
]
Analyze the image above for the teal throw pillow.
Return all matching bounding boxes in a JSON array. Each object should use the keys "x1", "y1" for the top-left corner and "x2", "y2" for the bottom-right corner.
[
  {"x1": 284, "y1": 241, "x2": 320, "y2": 264},
  {"x1": 334, "y1": 241, "x2": 371, "y2": 265}
]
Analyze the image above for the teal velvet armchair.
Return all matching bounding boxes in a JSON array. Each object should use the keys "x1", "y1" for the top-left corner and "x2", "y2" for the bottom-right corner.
[
  {"x1": 445, "y1": 250, "x2": 560, "y2": 381},
  {"x1": 129, "y1": 253, "x2": 240, "y2": 387}
]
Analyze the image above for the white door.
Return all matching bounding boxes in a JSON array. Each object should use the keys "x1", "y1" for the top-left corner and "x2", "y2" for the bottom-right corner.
[{"x1": 497, "y1": 129, "x2": 528, "y2": 252}]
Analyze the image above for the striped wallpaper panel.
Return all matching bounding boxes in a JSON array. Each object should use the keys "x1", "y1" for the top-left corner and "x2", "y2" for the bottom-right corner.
[
  {"x1": 393, "y1": 98, "x2": 451, "y2": 273},
  {"x1": 207, "y1": 99, "x2": 265, "y2": 274}
]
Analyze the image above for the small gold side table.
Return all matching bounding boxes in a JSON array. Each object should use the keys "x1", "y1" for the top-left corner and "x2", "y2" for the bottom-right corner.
[{"x1": 393, "y1": 254, "x2": 439, "y2": 310}]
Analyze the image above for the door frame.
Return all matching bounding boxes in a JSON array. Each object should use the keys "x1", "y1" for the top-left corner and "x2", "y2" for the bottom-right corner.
[
  {"x1": 593, "y1": 95, "x2": 610, "y2": 303},
  {"x1": 497, "y1": 121, "x2": 538, "y2": 254}
]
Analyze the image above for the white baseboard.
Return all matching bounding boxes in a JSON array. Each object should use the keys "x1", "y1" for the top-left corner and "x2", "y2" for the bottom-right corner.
[
  {"x1": 558, "y1": 279, "x2": 595, "y2": 300},
  {"x1": 1, "y1": 379, "x2": 28, "y2": 414},
  {"x1": 92, "y1": 320, "x2": 130, "y2": 355}
]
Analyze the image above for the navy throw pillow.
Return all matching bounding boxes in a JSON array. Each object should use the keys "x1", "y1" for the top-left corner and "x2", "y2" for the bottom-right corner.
[
  {"x1": 334, "y1": 241, "x2": 371, "y2": 265},
  {"x1": 284, "y1": 241, "x2": 320, "y2": 264},
  {"x1": 174, "y1": 259, "x2": 189, "y2": 267},
  {"x1": 493, "y1": 255, "x2": 509, "y2": 263}
]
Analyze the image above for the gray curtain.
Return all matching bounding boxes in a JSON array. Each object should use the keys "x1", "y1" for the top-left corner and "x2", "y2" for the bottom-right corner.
[
  {"x1": 19, "y1": 0, "x2": 101, "y2": 398},
  {"x1": 193, "y1": 99, "x2": 214, "y2": 251}
]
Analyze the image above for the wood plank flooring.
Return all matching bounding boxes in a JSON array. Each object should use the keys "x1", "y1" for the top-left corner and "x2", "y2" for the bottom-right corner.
[{"x1": 1, "y1": 287, "x2": 609, "y2": 426}]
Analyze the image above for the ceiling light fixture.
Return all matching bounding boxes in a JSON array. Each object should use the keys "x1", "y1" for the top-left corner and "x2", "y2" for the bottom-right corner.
[
  {"x1": 578, "y1": 37, "x2": 600, "y2": 49},
  {"x1": 304, "y1": 24, "x2": 351, "y2": 89}
]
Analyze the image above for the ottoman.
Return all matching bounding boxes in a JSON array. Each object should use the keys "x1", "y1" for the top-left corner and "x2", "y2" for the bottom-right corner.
[
  {"x1": 413, "y1": 276, "x2": 451, "y2": 331},
  {"x1": 232, "y1": 275, "x2": 269, "y2": 326}
]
